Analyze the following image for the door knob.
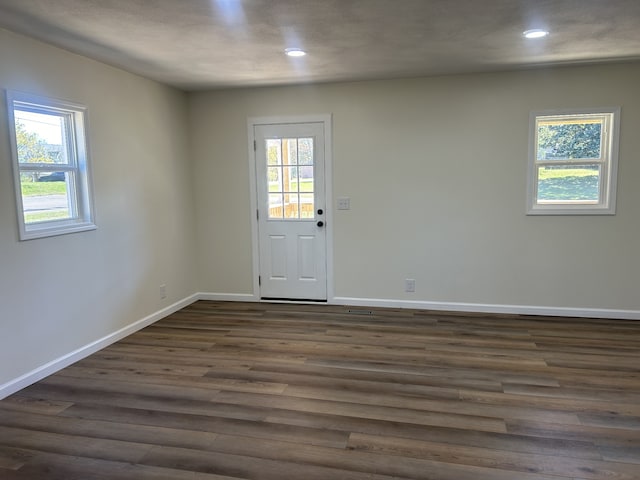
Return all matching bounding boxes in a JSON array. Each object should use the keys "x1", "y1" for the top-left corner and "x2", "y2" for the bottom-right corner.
[
  {"x1": 317, "y1": 209, "x2": 323, "y2": 215},
  {"x1": 317, "y1": 221, "x2": 324, "y2": 227}
]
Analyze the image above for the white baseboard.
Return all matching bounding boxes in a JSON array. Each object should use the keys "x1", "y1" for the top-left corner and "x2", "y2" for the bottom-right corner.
[
  {"x1": 332, "y1": 296, "x2": 640, "y2": 320},
  {"x1": 197, "y1": 292, "x2": 639, "y2": 319},
  {"x1": 0, "y1": 293, "x2": 199, "y2": 400},
  {"x1": 197, "y1": 292, "x2": 258, "y2": 302}
]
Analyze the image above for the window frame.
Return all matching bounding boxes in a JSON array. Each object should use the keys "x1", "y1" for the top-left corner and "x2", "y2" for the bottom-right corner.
[
  {"x1": 526, "y1": 107, "x2": 620, "y2": 215},
  {"x1": 6, "y1": 90, "x2": 96, "y2": 240}
]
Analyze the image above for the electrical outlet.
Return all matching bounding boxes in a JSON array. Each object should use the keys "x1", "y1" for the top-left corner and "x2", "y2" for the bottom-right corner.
[
  {"x1": 159, "y1": 284, "x2": 167, "y2": 299},
  {"x1": 337, "y1": 197, "x2": 351, "y2": 210},
  {"x1": 404, "y1": 279, "x2": 416, "y2": 293}
]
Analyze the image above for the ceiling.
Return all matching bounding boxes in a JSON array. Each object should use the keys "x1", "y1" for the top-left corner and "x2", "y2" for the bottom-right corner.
[{"x1": 1, "y1": 0, "x2": 639, "y2": 91}]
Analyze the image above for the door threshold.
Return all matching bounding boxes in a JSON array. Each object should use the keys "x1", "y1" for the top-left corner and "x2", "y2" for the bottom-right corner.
[{"x1": 261, "y1": 297, "x2": 327, "y2": 303}]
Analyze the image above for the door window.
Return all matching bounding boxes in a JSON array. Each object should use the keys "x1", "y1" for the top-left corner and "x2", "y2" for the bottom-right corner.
[{"x1": 266, "y1": 137, "x2": 314, "y2": 220}]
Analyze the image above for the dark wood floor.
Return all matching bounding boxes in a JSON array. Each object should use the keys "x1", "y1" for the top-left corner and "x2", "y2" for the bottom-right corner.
[{"x1": 1, "y1": 301, "x2": 639, "y2": 479}]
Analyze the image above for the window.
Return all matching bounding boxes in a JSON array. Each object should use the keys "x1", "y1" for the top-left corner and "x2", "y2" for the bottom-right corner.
[
  {"x1": 527, "y1": 108, "x2": 620, "y2": 215},
  {"x1": 266, "y1": 137, "x2": 315, "y2": 220},
  {"x1": 6, "y1": 91, "x2": 95, "y2": 240}
]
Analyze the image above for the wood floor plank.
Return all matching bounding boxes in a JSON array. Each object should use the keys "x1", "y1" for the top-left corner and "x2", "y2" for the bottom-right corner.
[
  {"x1": 72, "y1": 357, "x2": 213, "y2": 377},
  {"x1": 204, "y1": 365, "x2": 462, "y2": 400},
  {"x1": 323, "y1": 327, "x2": 541, "y2": 350},
  {"x1": 16, "y1": 382, "x2": 257, "y2": 421},
  {"x1": 140, "y1": 445, "x2": 410, "y2": 480},
  {"x1": 280, "y1": 384, "x2": 582, "y2": 424},
  {"x1": 578, "y1": 412, "x2": 640, "y2": 430},
  {"x1": 0, "y1": 395, "x2": 73, "y2": 415},
  {"x1": 54, "y1": 365, "x2": 288, "y2": 395},
  {"x1": 59, "y1": 403, "x2": 350, "y2": 448},
  {"x1": 459, "y1": 389, "x2": 640, "y2": 416},
  {"x1": 0, "y1": 446, "x2": 34, "y2": 470},
  {"x1": 248, "y1": 359, "x2": 506, "y2": 391},
  {"x1": 599, "y1": 445, "x2": 640, "y2": 464},
  {"x1": 1, "y1": 300, "x2": 638, "y2": 479},
  {"x1": 0, "y1": 425, "x2": 153, "y2": 464},
  {"x1": 14, "y1": 451, "x2": 241, "y2": 480},
  {"x1": 503, "y1": 383, "x2": 640, "y2": 403},
  {"x1": 263, "y1": 409, "x2": 602, "y2": 460},
  {"x1": 102, "y1": 342, "x2": 308, "y2": 367},
  {"x1": 211, "y1": 335, "x2": 550, "y2": 371},
  {"x1": 0, "y1": 409, "x2": 219, "y2": 452},
  {"x1": 304, "y1": 357, "x2": 560, "y2": 387},
  {"x1": 203, "y1": 433, "x2": 568, "y2": 480},
  {"x1": 506, "y1": 418, "x2": 640, "y2": 447},
  {"x1": 212, "y1": 389, "x2": 508, "y2": 433},
  {"x1": 37, "y1": 372, "x2": 221, "y2": 401},
  {"x1": 347, "y1": 432, "x2": 640, "y2": 480}
]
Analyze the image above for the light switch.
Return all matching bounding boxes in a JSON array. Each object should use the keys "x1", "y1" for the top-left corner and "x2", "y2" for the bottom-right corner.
[{"x1": 337, "y1": 197, "x2": 350, "y2": 210}]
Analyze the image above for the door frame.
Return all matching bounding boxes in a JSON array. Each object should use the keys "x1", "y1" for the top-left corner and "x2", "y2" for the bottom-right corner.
[{"x1": 247, "y1": 114, "x2": 334, "y2": 302}]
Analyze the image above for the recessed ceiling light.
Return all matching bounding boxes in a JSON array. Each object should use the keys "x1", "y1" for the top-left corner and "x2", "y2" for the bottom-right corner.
[
  {"x1": 285, "y1": 48, "x2": 306, "y2": 57},
  {"x1": 523, "y1": 29, "x2": 549, "y2": 39}
]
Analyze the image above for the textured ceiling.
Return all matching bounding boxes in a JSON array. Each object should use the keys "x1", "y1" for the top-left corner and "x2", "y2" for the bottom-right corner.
[{"x1": 1, "y1": 0, "x2": 639, "y2": 91}]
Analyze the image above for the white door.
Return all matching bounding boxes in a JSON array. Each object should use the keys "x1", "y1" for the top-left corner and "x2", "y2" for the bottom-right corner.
[{"x1": 254, "y1": 122, "x2": 327, "y2": 300}]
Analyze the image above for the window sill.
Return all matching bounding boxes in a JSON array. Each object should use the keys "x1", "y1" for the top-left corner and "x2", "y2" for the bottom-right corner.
[{"x1": 20, "y1": 222, "x2": 97, "y2": 241}]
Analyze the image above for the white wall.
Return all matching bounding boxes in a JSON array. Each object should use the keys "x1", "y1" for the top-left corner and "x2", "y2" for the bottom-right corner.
[
  {"x1": 0, "y1": 29, "x2": 197, "y2": 391},
  {"x1": 190, "y1": 64, "x2": 640, "y2": 316}
]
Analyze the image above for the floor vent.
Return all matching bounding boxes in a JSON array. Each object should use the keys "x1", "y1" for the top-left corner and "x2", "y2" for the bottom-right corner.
[{"x1": 347, "y1": 309, "x2": 373, "y2": 315}]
